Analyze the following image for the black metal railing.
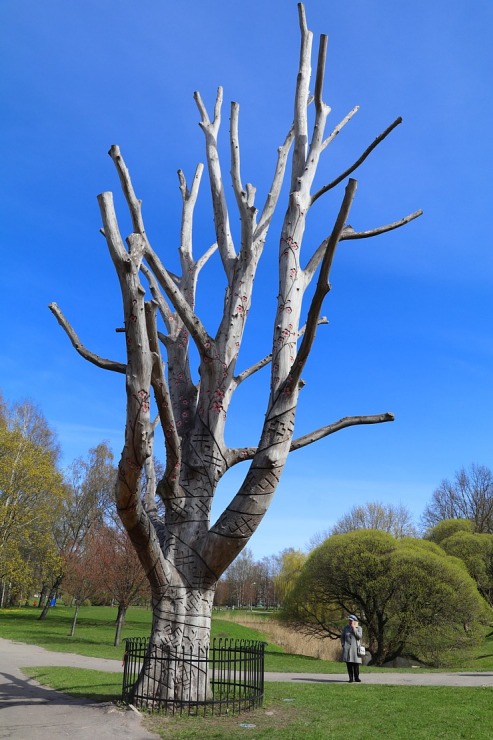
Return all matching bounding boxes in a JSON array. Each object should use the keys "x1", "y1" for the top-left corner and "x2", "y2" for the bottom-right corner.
[{"x1": 122, "y1": 637, "x2": 266, "y2": 715}]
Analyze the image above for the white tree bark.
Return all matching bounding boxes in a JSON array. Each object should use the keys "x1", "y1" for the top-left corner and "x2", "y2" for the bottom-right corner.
[{"x1": 49, "y1": 2, "x2": 422, "y2": 707}]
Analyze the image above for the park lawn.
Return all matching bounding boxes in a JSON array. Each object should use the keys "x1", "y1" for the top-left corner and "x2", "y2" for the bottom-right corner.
[
  {"x1": 22, "y1": 667, "x2": 493, "y2": 739},
  {"x1": 3, "y1": 605, "x2": 493, "y2": 673},
  {"x1": 0, "y1": 605, "x2": 345, "y2": 672}
]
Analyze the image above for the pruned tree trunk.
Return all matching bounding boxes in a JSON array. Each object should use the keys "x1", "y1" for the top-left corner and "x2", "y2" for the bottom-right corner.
[
  {"x1": 69, "y1": 600, "x2": 79, "y2": 637},
  {"x1": 114, "y1": 602, "x2": 127, "y2": 647},
  {"x1": 50, "y1": 3, "x2": 421, "y2": 707}
]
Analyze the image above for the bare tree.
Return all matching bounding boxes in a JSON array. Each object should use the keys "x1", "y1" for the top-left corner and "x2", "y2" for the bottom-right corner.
[
  {"x1": 422, "y1": 464, "x2": 493, "y2": 533},
  {"x1": 38, "y1": 442, "x2": 116, "y2": 619},
  {"x1": 219, "y1": 547, "x2": 257, "y2": 608},
  {"x1": 325, "y1": 501, "x2": 417, "y2": 539},
  {"x1": 49, "y1": 4, "x2": 421, "y2": 705}
]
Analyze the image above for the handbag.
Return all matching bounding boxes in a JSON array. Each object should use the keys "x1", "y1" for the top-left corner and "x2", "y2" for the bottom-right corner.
[{"x1": 357, "y1": 643, "x2": 366, "y2": 657}]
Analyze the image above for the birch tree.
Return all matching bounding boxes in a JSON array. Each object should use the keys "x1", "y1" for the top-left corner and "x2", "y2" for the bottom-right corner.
[{"x1": 49, "y1": 4, "x2": 421, "y2": 706}]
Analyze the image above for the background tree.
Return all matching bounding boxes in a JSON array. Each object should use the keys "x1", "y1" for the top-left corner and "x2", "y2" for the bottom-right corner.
[
  {"x1": 88, "y1": 524, "x2": 150, "y2": 646},
  {"x1": 422, "y1": 464, "x2": 493, "y2": 532},
  {"x1": 62, "y1": 538, "x2": 99, "y2": 637},
  {"x1": 427, "y1": 520, "x2": 493, "y2": 606},
  {"x1": 282, "y1": 530, "x2": 490, "y2": 665},
  {"x1": 425, "y1": 518, "x2": 474, "y2": 544},
  {"x1": 0, "y1": 397, "x2": 65, "y2": 607},
  {"x1": 38, "y1": 442, "x2": 117, "y2": 618},
  {"x1": 311, "y1": 501, "x2": 417, "y2": 545},
  {"x1": 218, "y1": 548, "x2": 257, "y2": 608},
  {"x1": 274, "y1": 548, "x2": 307, "y2": 605},
  {"x1": 253, "y1": 555, "x2": 281, "y2": 608},
  {"x1": 49, "y1": 4, "x2": 421, "y2": 705}
]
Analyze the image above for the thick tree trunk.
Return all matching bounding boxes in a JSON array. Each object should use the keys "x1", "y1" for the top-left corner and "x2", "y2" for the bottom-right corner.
[{"x1": 131, "y1": 566, "x2": 216, "y2": 708}]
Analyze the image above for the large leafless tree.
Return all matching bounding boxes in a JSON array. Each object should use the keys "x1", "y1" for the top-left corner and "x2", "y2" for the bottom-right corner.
[
  {"x1": 50, "y1": 4, "x2": 421, "y2": 706},
  {"x1": 422, "y1": 464, "x2": 493, "y2": 533}
]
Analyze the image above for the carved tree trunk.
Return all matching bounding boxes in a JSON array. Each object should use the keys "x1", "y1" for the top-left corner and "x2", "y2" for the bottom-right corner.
[{"x1": 50, "y1": 3, "x2": 421, "y2": 706}]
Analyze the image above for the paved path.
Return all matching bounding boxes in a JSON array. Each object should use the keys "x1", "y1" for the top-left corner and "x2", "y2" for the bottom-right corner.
[
  {"x1": 0, "y1": 638, "x2": 158, "y2": 740},
  {"x1": 2, "y1": 637, "x2": 493, "y2": 739},
  {"x1": 265, "y1": 670, "x2": 493, "y2": 687}
]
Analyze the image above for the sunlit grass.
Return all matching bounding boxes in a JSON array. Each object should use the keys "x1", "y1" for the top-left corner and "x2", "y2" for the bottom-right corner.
[
  {"x1": 22, "y1": 667, "x2": 493, "y2": 739},
  {"x1": 3, "y1": 605, "x2": 493, "y2": 673}
]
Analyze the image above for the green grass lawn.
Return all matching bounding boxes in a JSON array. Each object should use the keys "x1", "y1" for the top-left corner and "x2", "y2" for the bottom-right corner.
[
  {"x1": 0, "y1": 605, "x2": 346, "y2": 672},
  {"x1": 21, "y1": 666, "x2": 493, "y2": 739},
  {"x1": 6, "y1": 605, "x2": 493, "y2": 738},
  {"x1": 3, "y1": 605, "x2": 493, "y2": 673}
]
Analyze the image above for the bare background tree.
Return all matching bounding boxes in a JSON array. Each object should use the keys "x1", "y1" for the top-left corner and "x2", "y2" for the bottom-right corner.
[
  {"x1": 325, "y1": 501, "x2": 417, "y2": 539},
  {"x1": 38, "y1": 442, "x2": 115, "y2": 619},
  {"x1": 49, "y1": 3, "x2": 420, "y2": 706},
  {"x1": 422, "y1": 464, "x2": 493, "y2": 533}
]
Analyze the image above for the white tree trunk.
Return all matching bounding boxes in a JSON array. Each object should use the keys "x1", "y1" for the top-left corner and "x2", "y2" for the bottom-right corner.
[{"x1": 50, "y1": 3, "x2": 421, "y2": 706}]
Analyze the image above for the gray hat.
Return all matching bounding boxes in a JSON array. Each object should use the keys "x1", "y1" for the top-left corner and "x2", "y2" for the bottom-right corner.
[{"x1": 348, "y1": 614, "x2": 358, "y2": 621}]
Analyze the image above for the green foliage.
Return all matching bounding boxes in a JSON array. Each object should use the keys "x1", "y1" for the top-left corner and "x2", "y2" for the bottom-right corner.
[
  {"x1": 274, "y1": 548, "x2": 307, "y2": 604},
  {"x1": 426, "y1": 518, "x2": 474, "y2": 544},
  {"x1": 438, "y1": 531, "x2": 493, "y2": 605},
  {"x1": 0, "y1": 397, "x2": 65, "y2": 601},
  {"x1": 282, "y1": 530, "x2": 491, "y2": 665}
]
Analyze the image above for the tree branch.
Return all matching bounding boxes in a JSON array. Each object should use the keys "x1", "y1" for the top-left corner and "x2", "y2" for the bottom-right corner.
[
  {"x1": 144, "y1": 303, "x2": 181, "y2": 498},
  {"x1": 178, "y1": 163, "x2": 203, "y2": 265},
  {"x1": 234, "y1": 317, "x2": 328, "y2": 386},
  {"x1": 311, "y1": 117, "x2": 403, "y2": 205},
  {"x1": 291, "y1": 3, "x2": 313, "y2": 189},
  {"x1": 287, "y1": 179, "x2": 357, "y2": 391},
  {"x1": 291, "y1": 412, "x2": 395, "y2": 450},
  {"x1": 108, "y1": 145, "x2": 145, "y2": 234},
  {"x1": 255, "y1": 125, "x2": 294, "y2": 242},
  {"x1": 194, "y1": 87, "x2": 236, "y2": 276},
  {"x1": 140, "y1": 264, "x2": 174, "y2": 334},
  {"x1": 321, "y1": 105, "x2": 359, "y2": 152},
  {"x1": 195, "y1": 241, "x2": 219, "y2": 274},
  {"x1": 230, "y1": 101, "x2": 257, "y2": 255},
  {"x1": 341, "y1": 210, "x2": 423, "y2": 240},
  {"x1": 107, "y1": 146, "x2": 211, "y2": 356},
  {"x1": 48, "y1": 303, "x2": 126, "y2": 374},
  {"x1": 305, "y1": 33, "x2": 330, "y2": 164},
  {"x1": 226, "y1": 411, "x2": 394, "y2": 467},
  {"x1": 141, "y1": 242, "x2": 213, "y2": 360}
]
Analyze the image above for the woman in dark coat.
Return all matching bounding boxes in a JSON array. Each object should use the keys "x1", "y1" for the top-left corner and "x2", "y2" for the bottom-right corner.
[{"x1": 340, "y1": 614, "x2": 363, "y2": 682}]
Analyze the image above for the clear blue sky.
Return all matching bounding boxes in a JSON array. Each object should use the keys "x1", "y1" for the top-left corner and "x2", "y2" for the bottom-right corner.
[{"x1": 1, "y1": 1, "x2": 492, "y2": 559}]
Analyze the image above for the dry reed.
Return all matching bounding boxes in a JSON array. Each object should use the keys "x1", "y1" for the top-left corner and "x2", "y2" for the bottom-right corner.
[{"x1": 226, "y1": 613, "x2": 341, "y2": 661}]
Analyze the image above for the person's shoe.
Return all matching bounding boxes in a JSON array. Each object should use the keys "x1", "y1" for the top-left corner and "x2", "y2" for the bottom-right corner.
[
  {"x1": 348, "y1": 679, "x2": 353, "y2": 683},
  {"x1": 355, "y1": 678, "x2": 361, "y2": 682}
]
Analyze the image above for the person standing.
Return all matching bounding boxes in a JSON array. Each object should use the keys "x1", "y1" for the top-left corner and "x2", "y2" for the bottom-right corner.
[{"x1": 340, "y1": 614, "x2": 363, "y2": 682}]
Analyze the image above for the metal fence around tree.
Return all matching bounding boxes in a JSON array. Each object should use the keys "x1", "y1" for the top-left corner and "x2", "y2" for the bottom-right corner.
[{"x1": 122, "y1": 637, "x2": 266, "y2": 715}]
